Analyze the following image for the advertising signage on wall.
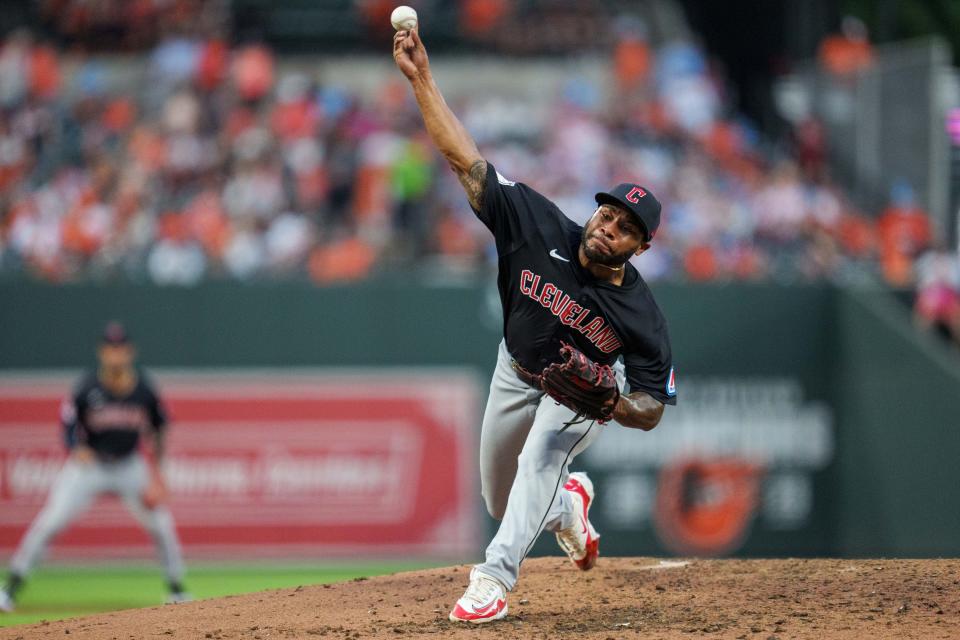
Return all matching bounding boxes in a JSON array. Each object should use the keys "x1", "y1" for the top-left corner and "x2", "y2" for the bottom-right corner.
[
  {"x1": 582, "y1": 377, "x2": 835, "y2": 557},
  {"x1": 0, "y1": 371, "x2": 480, "y2": 560}
]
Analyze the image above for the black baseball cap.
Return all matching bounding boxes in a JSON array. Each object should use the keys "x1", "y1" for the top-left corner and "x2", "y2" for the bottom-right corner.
[
  {"x1": 101, "y1": 321, "x2": 131, "y2": 345},
  {"x1": 595, "y1": 183, "x2": 662, "y2": 242}
]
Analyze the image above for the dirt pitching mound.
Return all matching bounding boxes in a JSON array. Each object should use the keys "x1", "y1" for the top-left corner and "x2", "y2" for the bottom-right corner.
[{"x1": 2, "y1": 557, "x2": 958, "y2": 639}]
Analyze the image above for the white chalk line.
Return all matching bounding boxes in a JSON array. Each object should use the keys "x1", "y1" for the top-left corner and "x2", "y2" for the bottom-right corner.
[{"x1": 637, "y1": 560, "x2": 691, "y2": 571}]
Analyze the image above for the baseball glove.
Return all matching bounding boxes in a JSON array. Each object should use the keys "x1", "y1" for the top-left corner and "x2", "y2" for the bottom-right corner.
[{"x1": 541, "y1": 343, "x2": 619, "y2": 424}]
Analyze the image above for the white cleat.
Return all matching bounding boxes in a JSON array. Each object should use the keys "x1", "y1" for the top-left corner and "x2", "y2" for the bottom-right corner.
[
  {"x1": 448, "y1": 567, "x2": 508, "y2": 623},
  {"x1": 556, "y1": 472, "x2": 600, "y2": 570}
]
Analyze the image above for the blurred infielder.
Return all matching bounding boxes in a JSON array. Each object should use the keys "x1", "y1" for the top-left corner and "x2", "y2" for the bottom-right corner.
[
  {"x1": 0, "y1": 322, "x2": 189, "y2": 613},
  {"x1": 393, "y1": 27, "x2": 677, "y2": 623}
]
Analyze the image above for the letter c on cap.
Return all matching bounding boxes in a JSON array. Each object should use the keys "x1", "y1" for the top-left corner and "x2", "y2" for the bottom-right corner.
[{"x1": 626, "y1": 186, "x2": 647, "y2": 203}]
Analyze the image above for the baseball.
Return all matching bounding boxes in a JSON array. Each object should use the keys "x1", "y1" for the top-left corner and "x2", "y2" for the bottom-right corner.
[{"x1": 391, "y1": 5, "x2": 418, "y2": 31}]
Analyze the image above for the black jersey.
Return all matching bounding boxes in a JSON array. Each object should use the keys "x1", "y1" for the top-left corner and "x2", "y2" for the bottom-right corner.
[
  {"x1": 61, "y1": 370, "x2": 167, "y2": 459},
  {"x1": 474, "y1": 162, "x2": 677, "y2": 405}
]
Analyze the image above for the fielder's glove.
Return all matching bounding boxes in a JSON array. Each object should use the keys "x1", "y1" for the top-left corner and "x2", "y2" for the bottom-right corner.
[{"x1": 541, "y1": 343, "x2": 619, "y2": 424}]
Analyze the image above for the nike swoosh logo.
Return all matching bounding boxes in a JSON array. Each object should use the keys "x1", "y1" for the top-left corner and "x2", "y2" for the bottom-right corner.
[
  {"x1": 549, "y1": 249, "x2": 570, "y2": 262},
  {"x1": 472, "y1": 599, "x2": 504, "y2": 615}
]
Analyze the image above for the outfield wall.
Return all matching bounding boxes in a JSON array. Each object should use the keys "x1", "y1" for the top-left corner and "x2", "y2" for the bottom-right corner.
[
  {"x1": 834, "y1": 288, "x2": 960, "y2": 556},
  {"x1": 0, "y1": 371, "x2": 480, "y2": 560},
  {"x1": 1, "y1": 281, "x2": 958, "y2": 559}
]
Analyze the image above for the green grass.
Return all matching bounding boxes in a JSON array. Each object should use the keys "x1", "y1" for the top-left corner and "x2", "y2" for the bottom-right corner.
[{"x1": 0, "y1": 561, "x2": 443, "y2": 628}]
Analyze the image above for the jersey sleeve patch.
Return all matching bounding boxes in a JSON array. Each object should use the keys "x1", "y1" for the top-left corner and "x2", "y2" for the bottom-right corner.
[{"x1": 666, "y1": 366, "x2": 677, "y2": 396}]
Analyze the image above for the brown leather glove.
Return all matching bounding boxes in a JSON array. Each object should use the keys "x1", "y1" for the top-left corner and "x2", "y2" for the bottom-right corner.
[{"x1": 541, "y1": 343, "x2": 619, "y2": 423}]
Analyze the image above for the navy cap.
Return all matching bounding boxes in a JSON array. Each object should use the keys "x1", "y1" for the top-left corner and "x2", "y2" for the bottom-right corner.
[
  {"x1": 594, "y1": 183, "x2": 662, "y2": 242},
  {"x1": 101, "y1": 321, "x2": 131, "y2": 345}
]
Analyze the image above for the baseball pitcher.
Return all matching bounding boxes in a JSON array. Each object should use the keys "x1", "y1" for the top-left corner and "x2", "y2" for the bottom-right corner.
[
  {"x1": 393, "y1": 27, "x2": 677, "y2": 623},
  {"x1": 0, "y1": 322, "x2": 189, "y2": 613}
]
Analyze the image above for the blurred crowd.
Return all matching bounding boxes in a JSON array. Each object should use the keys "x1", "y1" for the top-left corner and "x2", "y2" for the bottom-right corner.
[{"x1": 0, "y1": 13, "x2": 958, "y2": 338}]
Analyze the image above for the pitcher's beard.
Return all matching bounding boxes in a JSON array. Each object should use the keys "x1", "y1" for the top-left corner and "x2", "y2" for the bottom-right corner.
[{"x1": 581, "y1": 234, "x2": 633, "y2": 268}]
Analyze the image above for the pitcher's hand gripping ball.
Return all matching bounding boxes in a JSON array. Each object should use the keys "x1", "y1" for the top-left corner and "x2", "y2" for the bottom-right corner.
[{"x1": 541, "y1": 344, "x2": 619, "y2": 423}]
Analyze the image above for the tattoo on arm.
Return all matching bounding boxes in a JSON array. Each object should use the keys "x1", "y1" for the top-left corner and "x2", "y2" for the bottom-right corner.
[{"x1": 456, "y1": 160, "x2": 487, "y2": 211}]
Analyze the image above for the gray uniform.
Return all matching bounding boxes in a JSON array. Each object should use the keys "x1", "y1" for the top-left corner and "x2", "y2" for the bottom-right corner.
[
  {"x1": 8, "y1": 371, "x2": 185, "y2": 586},
  {"x1": 475, "y1": 340, "x2": 625, "y2": 590},
  {"x1": 10, "y1": 454, "x2": 185, "y2": 582}
]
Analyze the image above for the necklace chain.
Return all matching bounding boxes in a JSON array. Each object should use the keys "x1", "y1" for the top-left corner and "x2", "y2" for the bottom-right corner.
[{"x1": 594, "y1": 263, "x2": 624, "y2": 272}]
